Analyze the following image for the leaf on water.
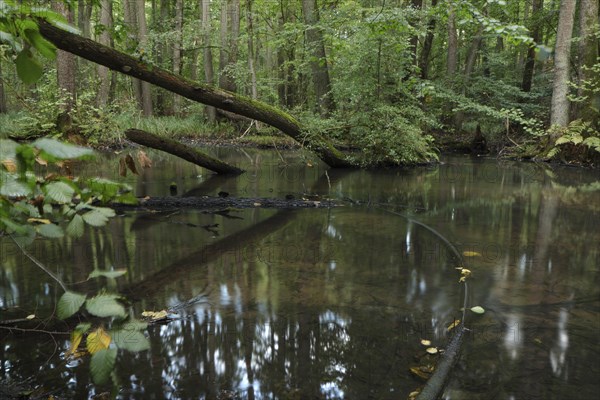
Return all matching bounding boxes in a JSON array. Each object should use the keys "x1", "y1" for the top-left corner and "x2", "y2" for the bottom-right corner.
[
  {"x1": 88, "y1": 269, "x2": 127, "y2": 280},
  {"x1": 45, "y1": 181, "x2": 75, "y2": 203},
  {"x1": 26, "y1": 314, "x2": 35, "y2": 320},
  {"x1": 111, "y1": 329, "x2": 150, "y2": 352},
  {"x1": 253, "y1": 202, "x2": 262, "y2": 206},
  {"x1": 36, "y1": 223, "x2": 64, "y2": 238},
  {"x1": 462, "y1": 251, "x2": 481, "y2": 257},
  {"x1": 141, "y1": 310, "x2": 168, "y2": 321},
  {"x1": 409, "y1": 366, "x2": 432, "y2": 380},
  {"x1": 447, "y1": 319, "x2": 461, "y2": 331},
  {"x1": 125, "y1": 154, "x2": 138, "y2": 175},
  {"x1": 86, "y1": 327, "x2": 111, "y2": 354},
  {"x1": 470, "y1": 306, "x2": 485, "y2": 314},
  {"x1": 420, "y1": 339, "x2": 431, "y2": 346},
  {"x1": 85, "y1": 293, "x2": 126, "y2": 318},
  {"x1": 137, "y1": 150, "x2": 152, "y2": 168},
  {"x1": 57, "y1": 291, "x2": 87, "y2": 320},
  {"x1": 426, "y1": 347, "x2": 439, "y2": 354},
  {"x1": 90, "y1": 348, "x2": 117, "y2": 385},
  {"x1": 118, "y1": 157, "x2": 127, "y2": 177}
]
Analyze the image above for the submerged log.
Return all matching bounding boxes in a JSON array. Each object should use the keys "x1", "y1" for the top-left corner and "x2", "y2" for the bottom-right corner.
[
  {"x1": 416, "y1": 324, "x2": 467, "y2": 400},
  {"x1": 125, "y1": 128, "x2": 243, "y2": 175},
  {"x1": 36, "y1": 19, "x2": 353, "y2": 168}
]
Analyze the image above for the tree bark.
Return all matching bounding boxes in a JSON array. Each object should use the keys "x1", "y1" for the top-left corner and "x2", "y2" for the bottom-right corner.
[
  {"x1": 36, "y1": 19, "x2": 353, "y2": 168},
  {"x1": 202, "y1": 0, "x2": 217, "y2": 122},
  {"x1": 172, "y1": 0, "x2": 184, "y2": 113},
  {"x1": 219, "y1": 0, "x2": 240, "y2": 92},
  {"x1": 550, "y1": 0, "x2": 576, "y2": 128},
  {"x1": 408, "y1": 0, "x2": 423, "y2": 72},
  {"x1": 51, "y1": 0, "x2": 77, "y2": 111},
  {"x1": 136, "y1": 0, "x2": 154, "y2": 116},
  {"x1": 576, "y1": 0, "x2": 599, "y2": 125},
  {"x1": 0, "y1": 61, "x2": 7, "y2": 113},
  {"x1": 418, "y1": 0, "x2": 437, "y2": 80},
  {"x1": 446, "y1": 3, "x2": 458, "y2": 76},
  {"x1": 521, "y1": 0, "x2": 543, "y2": 92},
  {"x1": 125, "y1": 129, "x2": 244, "y2": 174},
  {"x1": 96, "y1": 0, "x2": 113, "y2": 107},
  {"x1": 302, "y1": 0, "x2": 335, "y2": 115}
]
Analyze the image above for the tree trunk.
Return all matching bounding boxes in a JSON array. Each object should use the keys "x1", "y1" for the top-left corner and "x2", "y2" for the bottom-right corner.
[
  {"x1": 172, "y1": 0, "x2": 184, "y2": 114},
  {"x1": 575, "y1": 0, "x2": 599, "y2": 125},
  {"x1": 302, "y1": 0, "x2": 335, "y2": 115},
  {"x1": 521, "y1": 0, "x2": 543, "y2": 92},
  {"x1": 418, "y1": 0, "x2": 437, "y2": 80},
  {"x1": 408, "y1": 0, "x2": 423, "y2": 73},
  {"x1": 136, "y1": 0, "x2": 154, "y2": 116},
  {"x1": 35, "y1": 19, "x2": 353, "y2": 167},
  {"x1": 96, "y1": 0, "x2": 113, "y2": 107},
  {"x1": 125, "y1": 129, "x2": 244, "y2": 174},
  {"x1": 0, "y1": 61, "x2": 7, "y2": 113},
  {"x1": 446, "y1": 4, "x2": 458, "y2": 76},
  {"x1": 550, "y1": 0, "x2": 576, "y2": 128},
  {"x1": 202, "y1": 0, "x2": 217, "y2": 122},
  {"x1": 51, "y1": 0, "x2": 77, "y2": 111},
  {"x1": 246, "y1": 0, "x2": 258, "y2": 101},
  {"x1": 219, "y1": 0, "x2": 240, "y2": 92}
]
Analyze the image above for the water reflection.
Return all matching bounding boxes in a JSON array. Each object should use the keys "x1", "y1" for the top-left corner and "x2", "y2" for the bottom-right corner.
[{"x1": 1, "y1": 152, "x2": 599, "y2": 399}]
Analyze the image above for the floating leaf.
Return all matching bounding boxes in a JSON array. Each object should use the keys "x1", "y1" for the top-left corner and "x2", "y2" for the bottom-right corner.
[
  {"x1": 87, "y1": 327, "x2": 111, "y2": 354},
  {"x1": 426, "y1": 347, "x2": 439, "y2": 354},
  {"x1": 253, "y1": 202, "x2": 262, "y2": 206},
  {"x1": 462, "y1": 251, "x2": 481, "y2": 257},
  {"x1": 125, "y1": 154, "x2": 138, "y2": 175},
  {"x1": 111, "y1": 329, "x2": 150, "y2": 352},
  {"x1": 85, "y1": 294, "x2": 126, "y2": 318},
  {"x1": 470, "y1": 306, "x2": 486, "y2": 314},
  {"x1": 420, "y1": 339, "x2": 431, "y2": 346},
  {"x1": 410, "y1": 366, "x2": 432, "y2": 380},
  {"x1": 141, "y1": 310, "x2": 168, "y2": 321},
  {"x1": 88, "y1": 269, "x2": 127, "y2": 280},
  {"x1": 447, "y1": 319, "x2": 461, "y2": 331},
  {"x1": 90, "y1": 348, "x2": 117, "y2": 385},
  {"x1": 57, "y1": 291, "x2": 87, "y2": 320}
]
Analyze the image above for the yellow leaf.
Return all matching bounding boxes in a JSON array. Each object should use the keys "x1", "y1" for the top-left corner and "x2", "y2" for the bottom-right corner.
[
  {"x1": 253, "y1": 202, "x2": 262, "y2": 207},
  {"x1": 66, "y1": 330, "x2": 83, "y2": 357},
  {"x1": 447, "y1": 319, "x2": 461, "y2": 331},
  {"x1": 86, "y1": 327, "x2": 111, "y2": 354},
  {"x1": 463, "y1": 251, "x2": 481, "y2": 257},
  {"x1": 1, "y1": 159, "x2": 17, "y2": 172},
  {"x1": 426, "y1": 347, "x2": 439, "y2": 354},
  {"x1": 420, "y1": 339, "x2": 431, "y2": 346},
  {"x1": 459, "y1": 268, "x2": 472, "y2": 282},
  {"x1": 26, "y1": 314, "x2": 35, "y2": 320},
  {"x1": 141, "y1": 310, "x2": 168, "y2": 321},
  {"x1": 27, "y1": 218, "x2": 51, "y2": 225},
  {"x1": 410, "y1": 366, "x2": 432, "y2": 380},
  {"x1": 408, "y1": 390, "x2": 421, "y2": 400}
]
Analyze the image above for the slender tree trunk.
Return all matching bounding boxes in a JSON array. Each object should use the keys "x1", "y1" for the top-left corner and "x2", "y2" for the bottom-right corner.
[
  {"x1": 172, "y1": 0, "x2": 184, "y2": 114},
  {"x1": 96, "y1": 0, "x2": 113, "y2": 107},
  {"x1": 550, "y1": 0, "x2": 576, "y2": 128},
  {"x1": 455, "y1": 26, "x2": 483, "y2": 130},
  {"x1": 522, "y1": 0, "x2": 543, "y2": 92},
  {"x1": 302, "y1": 0, "x2": 335, "y2": 115},
  {"x1": 408, "y1": 0, "x2": 423, "y2": 73},
  {"x1": 446, "y1": 3, "x2": 458, "y2": 76},
  {"x1": 189, "y1": 2, "x2": 201, "y2": 82},
  {"x1": 155, "y1": 0, "x2": 171, "y2": 114},
  {"x1": 0, "y1": 61, "x2": 6, "y2": 113},
  {"x1": 418, "y1": 0, "x2": 437, "y2": 80},
  {"x1": 575, "y1": 0, "x2": 599, "y2": 125},
  {"x1": 276, "y1": 4, "x2": 297, "y2": 108},
  {"x1": 219, "y1": 0, "x2": 240, "y2": 92},
  {"x1": 202, "y1": 0, "x2": 217, "y2": 122},
  {"x1": 52, "y1": 0, "x2": 77, "y2": 111},
  {"x1": 136, "y1": 0, "x2": 154, "y2": 116},
  {"x1": 123, "y1": 0, "x2": 144, "y2": 111},
  {"x1": 246, "y1": 0, "x2": 258, "y2": 101}
]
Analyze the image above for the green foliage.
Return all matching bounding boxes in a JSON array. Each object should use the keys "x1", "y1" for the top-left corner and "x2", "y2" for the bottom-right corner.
[
  {"x1": 90, "y1": 348, "x2": 117, "y2": 385},
  {"x1": 546, "y1": 120, "x2": 600, "y2": 160},
  {"x1": 57, "y1": 290, "x2": 87, "y2": 320},
  {"x1": 0, "y1": 138, "x2": 136, "y2": 242}
]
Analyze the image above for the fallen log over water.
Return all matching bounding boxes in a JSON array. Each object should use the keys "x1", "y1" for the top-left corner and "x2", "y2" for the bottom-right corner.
[
  {"x1": 125, "y1": 128, "x2": 243, "y2": 175},
  {"x1": 114, "y1": 195, "x2": 338, "y2": 211}
]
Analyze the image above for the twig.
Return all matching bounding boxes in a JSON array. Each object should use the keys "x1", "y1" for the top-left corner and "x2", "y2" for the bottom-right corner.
[{"x1": 0, "y1": 325, "x2": 70, "y2": 335}]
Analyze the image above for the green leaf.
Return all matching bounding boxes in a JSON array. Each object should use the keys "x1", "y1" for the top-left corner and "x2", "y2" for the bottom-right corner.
[
  {"x1": 88, "y1": 269, "x2": 127, "y2": 279},
  {"x1": 32, "y1": 138, "x2": 94, "y2": 160},
  {"x1": 75, "y1": 322, "x2": 92, "y2": 334},
  {"x1": 82, "y1": 207, "x2": 115, "y2": 227},
  {"x1": 0, "y1": 176, "x2": 32, "y2": 197},
  {"x1": 66, "y1": 214, "x2": 84, "y2": 237},
  {"x1": 44, "y1": 181, "x2": 75, "y2": 203},
  {"x1": 24, "y1": 28, "x2": 56, "y2": 59},
  {"x1": 470, "y1": 306, "x2": 486, "y2": 314},
  {"x1": 90, "y1": 348, "x2": 117, "y2": 385},
  {"x1": 15, "y1": 49, "x2": 43, "y2": 84},
  {"x1": 37, "y1": 223, "x2": 64, "y2": 238},
  {"x1": 0, "y1": 217, "x2": 30, "y2": 235},
  {"x1": 111, "y1": 329, "x2": 150, "y2": 352},
  {"x1": 85, "y1": 293, "x2": 126, "y2": 318},
  {"x1": 57, "y1": 291, "x2": 87, "y2": 320}
]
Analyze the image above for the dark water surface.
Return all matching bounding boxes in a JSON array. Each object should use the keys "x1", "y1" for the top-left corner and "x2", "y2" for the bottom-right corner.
[{"x1": 1, "y1": 148, "x2": 599, "y2": 399}]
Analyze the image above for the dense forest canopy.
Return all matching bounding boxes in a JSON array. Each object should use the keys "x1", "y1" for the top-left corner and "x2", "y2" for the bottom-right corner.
[{"x1": 0, "y1": 0, "x2": 599, "y2": 165}]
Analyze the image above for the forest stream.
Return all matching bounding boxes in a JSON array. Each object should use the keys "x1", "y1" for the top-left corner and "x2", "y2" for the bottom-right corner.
[{"x1": 1, "y1": 148, "x2": 599, "y2": 399}]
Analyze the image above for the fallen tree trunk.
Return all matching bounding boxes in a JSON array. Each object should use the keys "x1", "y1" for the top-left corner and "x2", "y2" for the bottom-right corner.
[
  {"x1": 36, "y1": 19, "x2": 353, "y2": 168},
  {"x1": 125, "y1": 128, "x2": 243, "y2": 174}
]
